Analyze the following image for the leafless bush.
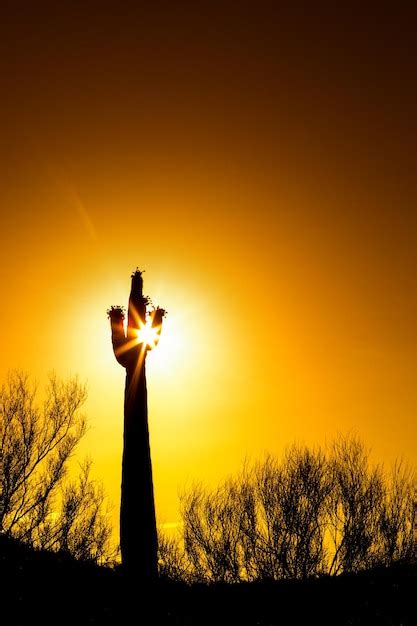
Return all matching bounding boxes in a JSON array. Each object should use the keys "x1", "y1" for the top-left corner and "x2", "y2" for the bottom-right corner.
[
  {"x1": 178, "y1": 436, "x2": 416, "y2": 583},
  {"x1": 327, "y1": 436, "x2": 385, "y2": 574},
  {"x1": 378, "y1": 461, "x2": 416, "y2": 565},
  {"x1": 181, "y1": 479, "x2": 247, "y2": 582},
  {"x1": 0, "y1": 371, "x2": 112, "y2": 563},
  {"x1": 158, "y1": 531, "x2": 193, "y2": 582},
  {"x1": 256, "y1": 447, "x2": 331, "y2": 580}
]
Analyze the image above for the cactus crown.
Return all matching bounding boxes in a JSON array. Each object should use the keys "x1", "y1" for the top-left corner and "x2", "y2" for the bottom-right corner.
[
  {"x1": 131, "y1": 267, "x2": 144, "y2": 278},
  {"x1": 131, "y1": 268, "x2": 145, "y2": 295},
  {"x1": 107, "y1": 305, "x2": 125, "y2": 320}
]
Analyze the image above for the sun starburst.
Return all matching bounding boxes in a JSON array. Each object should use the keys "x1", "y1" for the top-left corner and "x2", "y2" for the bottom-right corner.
[{"x1": 137, "y1": 322, "x2": 161, "y2": 349}]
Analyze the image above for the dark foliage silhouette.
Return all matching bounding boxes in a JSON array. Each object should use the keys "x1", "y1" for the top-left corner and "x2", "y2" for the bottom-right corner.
[
  {"x1": 3, "y1": 531, "x2": 416, "y2": 625},
  {"x1": 159, "y1": 436, "x2": 416, "y2": 583},
  {"x1": 0, "y1": 370, "x2": 112, "y2": 563}
]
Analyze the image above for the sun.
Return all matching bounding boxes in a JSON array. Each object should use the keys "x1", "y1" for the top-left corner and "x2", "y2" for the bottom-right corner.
[{"x1": 137, "y1": 322, "x2": 161, "y2": 349}]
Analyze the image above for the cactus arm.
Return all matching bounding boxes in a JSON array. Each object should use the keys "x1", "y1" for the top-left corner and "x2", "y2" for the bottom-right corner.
[
  {"x1": 148, "y1": 306, "x2": 167, "y2": 350},
  {"x1": 107, "y1": 306, "x2": 130, "y2": 367}
]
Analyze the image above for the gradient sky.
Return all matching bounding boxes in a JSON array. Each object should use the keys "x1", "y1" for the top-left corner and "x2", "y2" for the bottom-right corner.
[{"x1": 1, "y1": 4, "x2": 416, "y2": 535}]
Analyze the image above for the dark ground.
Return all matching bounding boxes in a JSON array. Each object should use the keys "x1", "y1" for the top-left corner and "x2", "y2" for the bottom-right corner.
[{"x1": 1, "y1": 535, "x2": 416, "y2": 625}]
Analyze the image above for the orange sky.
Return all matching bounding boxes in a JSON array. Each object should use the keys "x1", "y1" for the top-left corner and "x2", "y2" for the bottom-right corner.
[{"x1": 1, "y1": 4, "x2": 416, "y2": 535}]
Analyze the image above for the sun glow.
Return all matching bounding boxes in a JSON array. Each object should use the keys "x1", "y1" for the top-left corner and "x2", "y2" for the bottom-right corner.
[{"x1": 137, "y1": 322, "x2": 161, "y2": 349}]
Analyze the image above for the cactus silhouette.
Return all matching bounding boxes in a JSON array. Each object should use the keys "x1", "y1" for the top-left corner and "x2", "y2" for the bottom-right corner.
[{"x1": 108, "y1": 269, "x2": 166, "y2": 579}]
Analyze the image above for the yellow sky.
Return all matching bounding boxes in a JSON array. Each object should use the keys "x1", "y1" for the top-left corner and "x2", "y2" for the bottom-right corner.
[{"x1": 0, "y1": 5, "x2": 416, "y2": 536}]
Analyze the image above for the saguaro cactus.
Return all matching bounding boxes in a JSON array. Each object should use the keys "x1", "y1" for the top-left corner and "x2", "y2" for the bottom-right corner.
[{"x1": 108, "y1": 269, "x2": 166, "y2": 579}]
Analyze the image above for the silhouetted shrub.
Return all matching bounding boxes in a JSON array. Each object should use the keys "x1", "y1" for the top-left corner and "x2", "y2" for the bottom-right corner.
[
  {"x1": 0, "y1": 371, "x2": 113, "y2": 563},
  {"x1": 164, "y1": 436, "x2": 416, "y2": 582}
]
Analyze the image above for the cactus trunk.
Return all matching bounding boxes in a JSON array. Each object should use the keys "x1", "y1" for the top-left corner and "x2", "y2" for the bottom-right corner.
[
  {"x1": 121, "y1": 363, "x2": 157, "y2": 578},
  {"x1": 108, "y1": 269, "x2": 166, "y2": 580}
]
